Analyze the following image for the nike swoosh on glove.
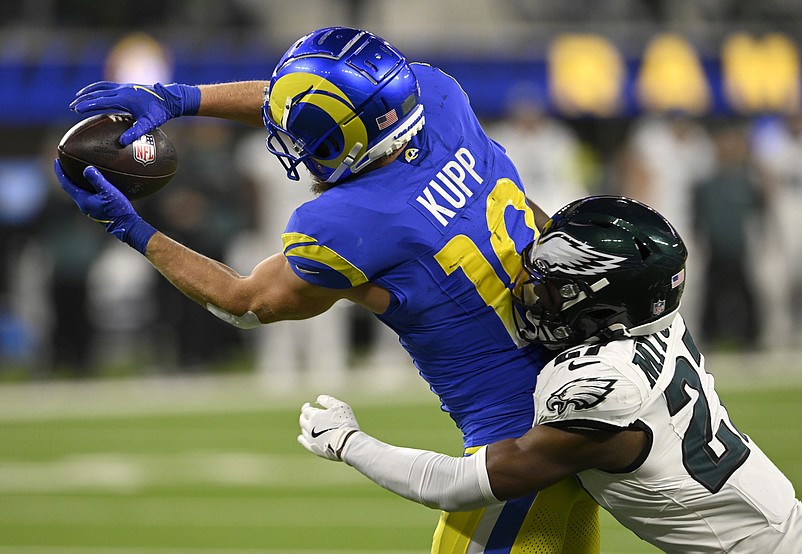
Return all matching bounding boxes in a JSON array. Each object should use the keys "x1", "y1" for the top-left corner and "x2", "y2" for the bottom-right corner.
[
  {"x1": 298, "y1": 395, "x2": 361, "y2": 461},
  {"x1": 70, "y1": 81, "x2": 201, "y2": 146}
]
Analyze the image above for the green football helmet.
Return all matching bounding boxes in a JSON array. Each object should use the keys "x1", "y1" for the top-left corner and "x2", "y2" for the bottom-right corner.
[{"x1": 512, "y1": 196, "x2": 688, "y2": 347}]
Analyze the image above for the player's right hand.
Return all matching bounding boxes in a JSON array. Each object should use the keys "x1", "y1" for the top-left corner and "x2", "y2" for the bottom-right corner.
[
  {"x1": 70, "y1": 82, "x2": 200, "y2": 146},
  {"x1": 298, "y1": 395, "x2": 361, "y2": 462},
  {"x1": 54, "y1": 160, "x2": 156, "y2": 254}
]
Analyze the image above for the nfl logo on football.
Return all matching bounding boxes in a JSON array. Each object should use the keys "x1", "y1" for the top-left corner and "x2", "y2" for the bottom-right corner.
[{"x1": 133, "y1": 135, "x2": 156, "y2": 166}]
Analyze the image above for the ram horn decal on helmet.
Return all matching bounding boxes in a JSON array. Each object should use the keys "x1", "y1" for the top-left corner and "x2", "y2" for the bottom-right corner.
[{"x1": 261, "y1": 27, "x2": 424, "y2": 185}]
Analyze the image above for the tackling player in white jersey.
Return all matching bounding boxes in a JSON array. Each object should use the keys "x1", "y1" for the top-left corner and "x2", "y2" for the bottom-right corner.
[{"x1": 299, "y1": 196, "x2": 802, "y2": 553}]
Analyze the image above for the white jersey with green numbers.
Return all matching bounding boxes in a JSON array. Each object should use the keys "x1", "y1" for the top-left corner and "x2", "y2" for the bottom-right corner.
[{"x1": 534, "y1": 315, "x2": 802, "y2": 553}]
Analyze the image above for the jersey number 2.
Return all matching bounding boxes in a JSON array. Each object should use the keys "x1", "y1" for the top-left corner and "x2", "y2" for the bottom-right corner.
[{"x1": 664, "y1": 330, "x2": 750, "y2": 493}]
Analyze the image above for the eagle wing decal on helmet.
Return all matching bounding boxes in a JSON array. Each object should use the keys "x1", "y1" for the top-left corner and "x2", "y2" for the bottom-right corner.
[
  {"x1": 545, "y1": 376, "x2": 617, "y2": 415},
  {"x1": 537, "y1": 231, "x2": 628, "y2": 276}
]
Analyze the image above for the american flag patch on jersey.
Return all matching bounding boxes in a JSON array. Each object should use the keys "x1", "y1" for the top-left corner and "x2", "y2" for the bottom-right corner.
[
  {"x1": 671, "y1": 269, "x2": 685, "y2": 288},
  {"x1": 376, "y1": 109, "x2": 398, "y2": 130}
]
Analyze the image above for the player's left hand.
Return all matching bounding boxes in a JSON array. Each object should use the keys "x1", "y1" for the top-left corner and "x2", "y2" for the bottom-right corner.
[
  {"x1": 298, "y1": 395, "x2": 361, "y2": 461},
  {"x1": 54, "y1": 160, "x2": 156, "y2": 255}
]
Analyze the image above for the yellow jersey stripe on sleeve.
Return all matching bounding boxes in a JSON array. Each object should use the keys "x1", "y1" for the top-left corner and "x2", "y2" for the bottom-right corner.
[
  {"x1": 282, "y1": 232, "x2": 369, "y2": 287},
  {"x1": 282, "y1": 232, "x2": 318, "y2": 248}
]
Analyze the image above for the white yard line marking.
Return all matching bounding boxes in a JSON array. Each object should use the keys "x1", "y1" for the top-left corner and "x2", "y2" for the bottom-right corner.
[
  {"x1": 0, "y1": 371, "x2": 435, "y2": 421},
  {"x1": 0, "y1": 451, "x2": 363, "y2": 493}
]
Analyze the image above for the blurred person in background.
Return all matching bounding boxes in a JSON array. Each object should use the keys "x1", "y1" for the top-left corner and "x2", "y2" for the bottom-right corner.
[
  {"x1": 619, "y1": 111, "x2": 715, "y2": 245},
  {"x1": 78, "y1": 32, "x2": 175, "y2": 371},
  {"x1": 142, "y1": 120, "x2": 252, "y2": 371},
  {"x1": 0, "y1": 160, "x2": 51, "y2": 371},
  {"x1": 87, "y1": 32, "x2": 251, "y2": 372},
  {"x1": 618, "y1": 110, "x2": 716, "y2": 331},
  {"x1": 233, "y1": 130, "x2": 350, "y2": 389},
  {"x1": 103, "y1": 32, "x2": 174, "y2": 85},
  {"x1": 37, "y1": 178, "x2": 106, "y2": 375},
  {"x1": 56, "y1": 26, "x2": 601, "y2": 554},
  {"x1": 234, "y1": 131, "x2": 410, "y2": 391},
  {"x1": 487, "y1": 83, "x2": 590, "y2": 216},
  {"x1": 692, "y1": 118, "x2": 765, "y2": 351},
  {"x1": 752, "y1": 112, "x2": 802, "y2": 348}
]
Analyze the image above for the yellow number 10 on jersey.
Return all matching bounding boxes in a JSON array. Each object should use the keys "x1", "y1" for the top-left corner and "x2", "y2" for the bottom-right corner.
[{"x1": 434, "y1": 179, "x2": 538, "y2": 345}]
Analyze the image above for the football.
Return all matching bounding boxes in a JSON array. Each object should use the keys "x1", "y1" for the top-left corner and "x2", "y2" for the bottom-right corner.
[{"x1": 57, "y1": 113, "x2": 178, "y2": 200}]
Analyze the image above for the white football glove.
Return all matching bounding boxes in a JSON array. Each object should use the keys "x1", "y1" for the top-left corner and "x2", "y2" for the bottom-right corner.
[{"x1": 298, "y1": 394, "x2": 361, "y2": 461}]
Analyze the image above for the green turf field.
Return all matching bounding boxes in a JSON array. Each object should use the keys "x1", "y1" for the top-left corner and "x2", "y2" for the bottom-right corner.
[{"x1": 0, "y1": 365, "x2": 799, "y2": 554}]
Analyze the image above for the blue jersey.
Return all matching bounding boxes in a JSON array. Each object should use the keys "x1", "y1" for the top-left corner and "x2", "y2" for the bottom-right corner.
[{"x1": 282, "y1": 64, "x2": 548, "y2": 447}]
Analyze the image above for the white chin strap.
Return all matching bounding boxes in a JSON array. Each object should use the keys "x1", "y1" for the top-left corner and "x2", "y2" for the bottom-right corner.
[
  {"x1": 326, "y1": 142, "x2": 365, "y2": 183},
  {"x1": 624, "y1": 305, "x2": 681, "y2": 337}
]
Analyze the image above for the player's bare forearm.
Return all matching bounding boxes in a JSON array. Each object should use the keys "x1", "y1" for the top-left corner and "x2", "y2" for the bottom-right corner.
[
  {"x1": 145, "y1": 232, "x2": 255, "y2": 315},
  {"x1": 525, "y1": 197, "x2": 551, "y2": 231},
  {"x1": 143, "y1": 232, "x2": 347, "y2": 324},
  {"x1": 197, "y1": 81, "x2": 268, "y2": 127},
  {"x1": 484, "y1": 436, "x2": 577, "y2": 500},
  {"x1": 485, "y1": 425, "x2": 647, "y2": 500}
]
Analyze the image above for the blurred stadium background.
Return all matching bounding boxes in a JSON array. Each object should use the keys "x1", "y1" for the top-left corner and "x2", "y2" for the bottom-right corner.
[{"x1": 1, "y1": 1, "x2": 802, "y2": 552}]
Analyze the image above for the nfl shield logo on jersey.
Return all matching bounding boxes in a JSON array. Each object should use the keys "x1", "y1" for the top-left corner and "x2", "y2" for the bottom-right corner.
[{"x1": 132, "y1": 134, "x2": 156, "y2": 166}]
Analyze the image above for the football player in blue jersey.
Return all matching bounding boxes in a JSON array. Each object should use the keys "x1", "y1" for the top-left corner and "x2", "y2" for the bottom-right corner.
[{"x1": 55, "y1": 27, "x2": 599, "y2": 552}]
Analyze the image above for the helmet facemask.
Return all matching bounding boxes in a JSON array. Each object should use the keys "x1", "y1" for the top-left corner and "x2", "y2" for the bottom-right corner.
[{"x1": 512, "y1": 245, "x2": 623, "y2": 348}]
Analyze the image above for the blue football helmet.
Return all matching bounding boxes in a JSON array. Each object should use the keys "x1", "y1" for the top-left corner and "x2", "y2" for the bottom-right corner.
[{"x1": 263, "y1": 27, "x2": 425, "y2": 184}]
